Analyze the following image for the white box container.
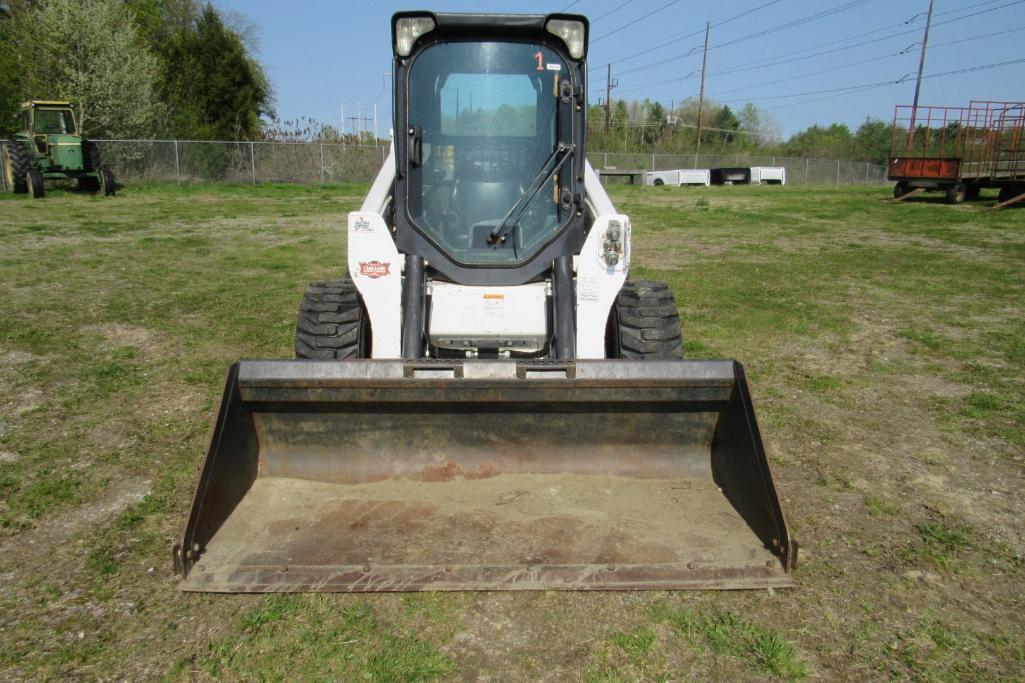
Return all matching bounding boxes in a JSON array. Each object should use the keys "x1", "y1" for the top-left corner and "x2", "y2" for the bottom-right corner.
[
  {"x1": 644, "y1": 169, "x2": 710, "y2": 187},
  {"x1": 749, "y1": 167, "x2": 786, "y2": 185}
]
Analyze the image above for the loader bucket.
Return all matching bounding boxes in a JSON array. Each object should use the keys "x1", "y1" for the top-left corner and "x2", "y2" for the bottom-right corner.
[{"x1": 175, "y1": 359, "x2": 796, "y2": 592}]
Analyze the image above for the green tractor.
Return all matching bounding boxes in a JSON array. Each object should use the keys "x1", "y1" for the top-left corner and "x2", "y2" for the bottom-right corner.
[{"x1": 1, "y1": 100, "x2": 115, "y2": 198}]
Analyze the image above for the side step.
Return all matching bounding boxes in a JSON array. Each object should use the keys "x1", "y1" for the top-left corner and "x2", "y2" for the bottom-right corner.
[{"x1": 175, "y1": 359, "x2": 797, "y2": 592}]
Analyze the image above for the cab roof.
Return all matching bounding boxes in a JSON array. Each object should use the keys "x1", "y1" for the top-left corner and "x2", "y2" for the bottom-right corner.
[{"x1": 21, "y1": 100, "x2": 74, "y2": 108}]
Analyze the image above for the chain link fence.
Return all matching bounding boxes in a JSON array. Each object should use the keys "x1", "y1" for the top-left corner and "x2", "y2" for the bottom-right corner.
[{"x1": 2, "y1": 138, "x2": 887, "y2": 188}]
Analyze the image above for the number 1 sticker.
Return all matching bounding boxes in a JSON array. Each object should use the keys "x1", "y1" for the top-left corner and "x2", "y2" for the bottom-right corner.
[{"x1": 534, "y1": 50, "x2": 543, "y2": 71}]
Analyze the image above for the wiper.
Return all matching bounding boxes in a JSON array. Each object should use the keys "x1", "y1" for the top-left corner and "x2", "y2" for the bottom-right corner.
[{"x1": 487, "y1": 143, "x2": 574, "y2": 246}]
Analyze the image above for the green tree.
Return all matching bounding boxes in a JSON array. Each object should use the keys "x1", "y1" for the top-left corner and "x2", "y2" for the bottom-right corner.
[
  {"x1": 17, "y1": 0, "x2": 161, "y2": 138},
  {"x1": 713, "y1": 105, "x2": 741, "y2": 144},
  {"x1": 0, "y1": 7, "x2": 18, "y2": 135},
  {"x1": 162, "y1": 3, "x2": 271, "y2": 139},
  {"x1": 643, "y1": 101, "x2": 667, "y2": 145},
  {"x1": 852, "y1": 117, "x2": 893, "y2": 164},
  {"x1": 784, "y1": 123, "x2": 853, "y2": 158}
]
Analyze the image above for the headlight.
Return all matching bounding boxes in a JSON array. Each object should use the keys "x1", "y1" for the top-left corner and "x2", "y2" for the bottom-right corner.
[
  {"x1": 394, "y1": 16, "x2": 435, "y2": 57},
  {"x1": 546, "y1": 19, "x2": 586, "y2": 59}
]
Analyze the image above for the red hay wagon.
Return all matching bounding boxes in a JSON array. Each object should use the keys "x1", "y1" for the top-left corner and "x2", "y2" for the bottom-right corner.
[{"x1": 888, "y1": 101, "x2": 1025, "y2": 206}]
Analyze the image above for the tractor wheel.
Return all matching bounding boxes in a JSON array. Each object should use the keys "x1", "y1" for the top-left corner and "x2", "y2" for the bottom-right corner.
[
  {"x1": 964, "y1": 183, "x2": 982, "y2": 201},
  {"x1": 893, "y1": 182, "x2": 909, "y2": 199},
  {"x1": 26, "y1": 168, "x2": 45, "y2": 198},
  {"x1": 82, "y1": 140, "x2": 102, "y2": 171},
  {"x1": 99, "y1": 167, "x2": 116, "y2": 196},
  {"x1": 605, "y1": 279, "x2": 684, "y2": 359},
  {"x1": 4, "y1": 141, "x2": 30, "y2": 193},
  {"x1": 78, "y1": 176, "x2": 100, "y2": 193},
  {"x1": 295, "y1": 277, "x2": 371, "y2": 359},
  {"x1": 945, "y1": 183, "x2": 966, "y2": 205},
  {"x1": 653, "y1": 178, "x2": 665, "y2": 186}
]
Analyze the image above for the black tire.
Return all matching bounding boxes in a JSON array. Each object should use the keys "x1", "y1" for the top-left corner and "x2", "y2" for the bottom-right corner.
[
  {"x1": 27, "y1": 167, "x2": 44, "y2": 198},
  {"x1": 4, "y1": 141, "x2": 31, "y2": 193},
  {"x1": 964, "y1": 183, "x2": 981, "y2": 201},
  {"x1": 99, "y1": 167, "x2": 116, "y2": 196},
  {"x1": 945, "y1": 183, "x2": 965, "y2": 205},
  {"x1": 653, "y1": 178, "x2": 665, "y2": 186},
  {"x1": 997, "y1": 185, "x2": 1022, "y2": 204},
  {"x1": 893, "y1": 182, "x2": 909, "y2": 199},
  {"x1": 295, "y1": 278, "x2": 371, "y2": 359},
  {"x1": 82, "y1": 140, "x2": 102, "y2": 172},
  {"x1": 605, "y1": 279, "x2": 684, "y2": 359},
  {"x1": 78, "y1": 176, "x2": 100, "y2": 193}
]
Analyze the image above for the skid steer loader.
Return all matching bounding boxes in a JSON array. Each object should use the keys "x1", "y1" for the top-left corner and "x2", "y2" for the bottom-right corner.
[{"x1": 175, "y1": 12, "x2": 797, "y2": 592}]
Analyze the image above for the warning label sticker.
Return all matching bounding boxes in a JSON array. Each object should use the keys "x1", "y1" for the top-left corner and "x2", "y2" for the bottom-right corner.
[
  {"x1": 483, "y1": 293, "x2": 505, "y2": 317},
  {"x1": 578, "y1": 277, "x2": 598, "y2": 302}
]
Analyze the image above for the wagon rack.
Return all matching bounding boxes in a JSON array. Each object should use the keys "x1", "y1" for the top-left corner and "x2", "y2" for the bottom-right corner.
[{"x1": 888, "y1": 100, "x2": 1025, "y2": 207}]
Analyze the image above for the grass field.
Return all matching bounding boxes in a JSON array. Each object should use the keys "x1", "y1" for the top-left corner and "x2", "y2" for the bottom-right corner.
[{"x1": 1, "y1": 181, "x2": 1023, "y2": 680}]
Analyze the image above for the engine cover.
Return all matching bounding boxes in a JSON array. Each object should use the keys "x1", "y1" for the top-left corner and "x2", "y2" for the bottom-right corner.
[{"x1": 428, "y1": 281, "x2": 549, "y2": 355}]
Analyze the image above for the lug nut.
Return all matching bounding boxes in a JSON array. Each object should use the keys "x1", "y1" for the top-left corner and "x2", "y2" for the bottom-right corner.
[{"x1": 606, "y1": 225, "x2": 621, "y2": 241}]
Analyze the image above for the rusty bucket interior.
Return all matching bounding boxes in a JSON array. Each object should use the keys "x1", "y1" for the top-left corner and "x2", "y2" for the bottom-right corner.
[{"x1": 175, "y1": 359, "x2": 796, "y2": 592}]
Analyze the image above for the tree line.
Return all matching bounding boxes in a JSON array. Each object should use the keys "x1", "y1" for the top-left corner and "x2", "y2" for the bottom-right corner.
[
  {"x1": 588, "y1": 98, "x2": 898, "y2": 165},
  {"x1": 0, "y1": 0, "x2": 271, "y2": 140}
]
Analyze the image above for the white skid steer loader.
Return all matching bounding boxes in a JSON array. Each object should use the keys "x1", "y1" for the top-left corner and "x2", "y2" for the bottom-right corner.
[{"x1": 175, "y1": 12, "x2": 797, "y2": 592}]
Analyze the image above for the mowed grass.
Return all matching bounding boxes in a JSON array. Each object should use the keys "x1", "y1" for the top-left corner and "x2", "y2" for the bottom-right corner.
[{"x1": 0, "y1": 181, "x2": 1023, "y2": 680}]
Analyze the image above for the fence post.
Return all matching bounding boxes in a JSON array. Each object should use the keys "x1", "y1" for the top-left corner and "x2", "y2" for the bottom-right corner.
[
  {"x1": 735, "y1": 153, "x2": 740, "y2": 166},
  {"x1": 320, "y1": 143, "x2": 325, "y2": 185},
  {"x1": 604, "y1": 152, "x2": 608, "y2": 168},
  {"x1": 0, "y1": 142, "x2": 6, "y2": 192},
  {"x1": 381, "y1": 145, "x2": 386, "y2": 163},
  {"x1": 771, "y1": 156, "x2": 775, "y2": 165},
  {"x1": 865, "y1": 161, "x2": 870, "y2": 185},
  {"x1": 651, "y1": 153, "x2": 656, "y2": 171},
  {"x1": 836, "y1": 159, "x2": 840, "y2": 186},
  {"x1": 250, "y1": 142, "x2": 256, "y2": 185},
  {"x1": 173, "y1": 140, "x2": 181, "y2": 185},
  {"x1": 805, "y1": 157, "x2": 809, "y2": 184},
  {"x1": 694, "y1": 153, "x2": 699, "y2": 169}
]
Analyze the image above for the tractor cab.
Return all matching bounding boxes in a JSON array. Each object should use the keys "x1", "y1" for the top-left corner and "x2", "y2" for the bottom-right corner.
[{"x1": 19, "y1": 101, "x2": 84, "y2": 171}]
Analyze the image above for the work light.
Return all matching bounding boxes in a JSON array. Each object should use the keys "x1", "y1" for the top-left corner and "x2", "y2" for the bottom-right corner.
[
  {"x1": 394, "y1": 16, "x2": 435, "y2": 57},
  {"x1": 546, "y1": 18, "x2": 586, "y2": 59}
]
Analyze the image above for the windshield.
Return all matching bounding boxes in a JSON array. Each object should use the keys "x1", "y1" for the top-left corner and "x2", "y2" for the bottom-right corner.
[
  {"x1": 34, "y1": 109, "x2": 76, "y2": 135},
  {"x1": 408, "y1": 41, "x2": 565, "y2": 265}
]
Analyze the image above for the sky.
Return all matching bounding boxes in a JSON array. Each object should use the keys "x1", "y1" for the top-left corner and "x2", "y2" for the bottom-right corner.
[{"x1": 216, "y1": 0, "x2": 1025, "y2": 138}]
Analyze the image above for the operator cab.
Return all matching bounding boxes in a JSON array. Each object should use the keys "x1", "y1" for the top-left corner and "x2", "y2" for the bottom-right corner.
[
  {"x1": 392, "y1": 13, "x2": 589, "y2": 287},
  {"x1": 33, "y1": 107, "x2": 77, "y2": 135}
]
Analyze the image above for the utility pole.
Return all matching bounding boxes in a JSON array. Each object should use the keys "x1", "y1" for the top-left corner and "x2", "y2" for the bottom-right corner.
[
  {"x1": 605, "y1": 64, "x2": 613, "y2": 134},
  {"x1": 908, "y1": 0, "x2": 935, "y2": 147},
  {"x1": 694, "y1": 21, "x2": 710, "y2": 152}
]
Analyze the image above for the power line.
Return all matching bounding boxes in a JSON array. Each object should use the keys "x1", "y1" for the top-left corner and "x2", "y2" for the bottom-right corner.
[
  {"x1": 592, "y1": 0, "x2": 780, "y2": 71},
  {"x1": 592, "y1": 0, "x2": 686, "y2": 43},
  {"x1": 710, "y1": 0, "x2": 877, "y2": 51},
  {"x1": 597, "y1": 0, "x2": 881, "y2": 83},
  {"x1": 609, "y1": 0, "x2": 1025, "y2": 96},
  {"x1": 717, "y1": 57, "x2": 1025, "y2": 107},
  {"x1": 590, "y1": 0, "x2": 637, "y2": 23},
  {"x1": 699, "y1": 25, "x2": 1025, "y2": 99},
  {"x1": 710, "y1": 0, "x2": 1025, "y2": 78}
]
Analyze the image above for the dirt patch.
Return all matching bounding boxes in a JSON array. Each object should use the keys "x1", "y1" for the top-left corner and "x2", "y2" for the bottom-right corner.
[
  {"x1": 32, "y1": 478, "x2": 150, "y2": 541},
  {"x1": 81, "y1": 323, "x2": 160, "y2": 356}
]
